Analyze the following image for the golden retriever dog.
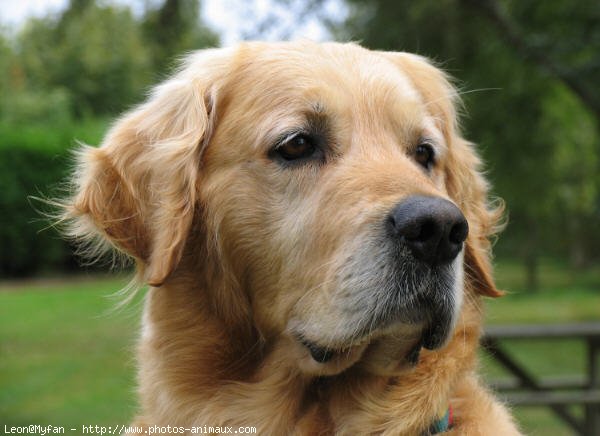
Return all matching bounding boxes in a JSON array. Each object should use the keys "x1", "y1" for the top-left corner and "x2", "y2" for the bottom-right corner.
[{"x1": 62, "y1": 41, "x2": 521, "y2": 435}]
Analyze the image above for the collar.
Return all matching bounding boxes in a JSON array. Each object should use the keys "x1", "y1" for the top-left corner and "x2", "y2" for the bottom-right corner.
[{"x1": 427, "y1": 405, "x2": 453, "y2": 434}]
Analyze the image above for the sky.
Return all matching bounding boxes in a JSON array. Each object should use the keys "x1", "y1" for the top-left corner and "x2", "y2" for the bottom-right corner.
[
  {"x1": 0, "y1": 0, "x2": 347, "y2": 45},
  {"x1": 0, "y1": 0, "x2": 86, "y2": 24}
]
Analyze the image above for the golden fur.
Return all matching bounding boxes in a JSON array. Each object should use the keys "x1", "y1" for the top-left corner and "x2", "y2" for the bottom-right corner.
[{"x1": 63, "y1": 41, "x2": 521, "y2": 435}]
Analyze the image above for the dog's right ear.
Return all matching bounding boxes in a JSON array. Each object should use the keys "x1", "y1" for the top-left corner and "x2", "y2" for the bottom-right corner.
[{"x1": 64, "y1": 48, "x2": 231, "y2": 286}]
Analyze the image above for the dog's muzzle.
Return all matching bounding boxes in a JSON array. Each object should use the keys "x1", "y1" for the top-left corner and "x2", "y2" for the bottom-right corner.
[{"x1": 298, "y1": 195, "x2": 468, "y2": 366}]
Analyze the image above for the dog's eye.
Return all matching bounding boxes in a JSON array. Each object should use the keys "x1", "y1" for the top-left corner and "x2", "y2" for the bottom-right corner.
[
  {"x1": 414, "y1": 142, "x2": 436, "y2": 170},
  {"x1": 275, "y1": 134, "x2": 318, "y2": 162}
]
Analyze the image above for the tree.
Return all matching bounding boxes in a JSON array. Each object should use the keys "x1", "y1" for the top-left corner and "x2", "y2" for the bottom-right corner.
[
  {"x1": 460, "y1": 0, "x2": 600, "y2": 273},
  {"x1": 463, "y1": 0, "x2": 600, "y2": 123},
  {"x1": 11, "y1": 0, "x2": 218, "y2": 118},
  {"x1": 0, "y1": 29, "x2": 14, "y2": 101},
  {"x1": 142, "y1": 0, "x2": 218, "y2": 77},
  {"x1": 17, "y1": 0, "x2": 152, "y2": 117}
]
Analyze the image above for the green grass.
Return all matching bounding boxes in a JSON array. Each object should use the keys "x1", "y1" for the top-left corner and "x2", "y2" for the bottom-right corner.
[
  {"x1": 0, "y1": 259, "x2": 598, "y2": 434},
  {"x1": 0, "y1": 276, "x2": 142, "y2": 427},
  {"x1": 493, "y1": 257, "x2": 600, "y2": 295}
]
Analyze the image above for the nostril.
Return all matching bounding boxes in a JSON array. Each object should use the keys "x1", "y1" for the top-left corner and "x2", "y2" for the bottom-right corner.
[
  {"x1": 387, "y1": 214, "x2": 397, "y2": 233},
  {"x1": 448, "y1": 220, "x2": 468, "y2": 244}
]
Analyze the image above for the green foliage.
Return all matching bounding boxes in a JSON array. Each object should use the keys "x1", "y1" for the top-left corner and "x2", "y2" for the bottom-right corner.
[
  {"x1": 1, "y1": 88, "x2": 73, "y2": 125},
  {"x1": 505, "y1": 0, "x2": 600, "y2": 115},
  {"x1": 541, "y1": 85, "x2": 600, "y2": 267},
  {"x1": 142, "y1": 0, "x2": 219, "y2": 76},
  {"x1": 16, "y1": 4, "x2": 152, "y2": 117},
  {"x1": 0, "y1": 119, "x2": 108, "y2": 277},
  {"x1": 0, "y1": 0, "x2": 218, "y2": 122},
  {"x1": 0, "y1": 30, "x2": 12, "y2": 96}
]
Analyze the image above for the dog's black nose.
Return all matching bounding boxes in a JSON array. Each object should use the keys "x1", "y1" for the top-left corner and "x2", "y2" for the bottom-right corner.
[{"x1": 388, "y1": 196, "x2": 468, "y2": 266}]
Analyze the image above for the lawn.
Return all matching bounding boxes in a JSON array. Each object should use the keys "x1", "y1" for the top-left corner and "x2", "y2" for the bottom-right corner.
[
  {"x1": 0, "y1": 260, "x2": 598, "y2": 434},
  {"x1": 0, "y1": 275, "x2": 142, "y2": 427}
]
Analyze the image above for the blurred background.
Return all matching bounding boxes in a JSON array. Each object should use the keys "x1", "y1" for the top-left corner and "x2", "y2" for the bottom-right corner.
[{"x1": 0, "y1": 0, "x2": 598, "y2": 434}]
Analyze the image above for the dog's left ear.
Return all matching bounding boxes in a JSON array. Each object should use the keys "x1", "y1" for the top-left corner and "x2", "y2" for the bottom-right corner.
[
  {"x1": 464, "y1": 239, "x2": 504, "y2": 297},
  {"x1": 382, "y1": 52, "x2": 504, "y2": 297},
  {"x1": 445, "y1": 136, "x2": 505, "y2": 298},
  {"x1": 439, "y1": 125, "x2": 504, "y2": 298}
]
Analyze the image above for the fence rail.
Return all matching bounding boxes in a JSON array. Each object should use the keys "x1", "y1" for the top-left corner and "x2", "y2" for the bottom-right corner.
[{"x1": 483, "y1": 322, "x2": 600, "y2": 435}]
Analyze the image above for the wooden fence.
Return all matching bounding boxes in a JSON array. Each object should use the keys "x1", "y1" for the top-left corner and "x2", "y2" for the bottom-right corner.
[{"x1": 483, "y1": 323, "x2": 600, "y2": 435}]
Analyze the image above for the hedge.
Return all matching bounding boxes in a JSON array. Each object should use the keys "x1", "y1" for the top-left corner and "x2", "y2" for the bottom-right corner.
[{"x1": 0, "y1": 119, "x2": 108, "y2": 277}]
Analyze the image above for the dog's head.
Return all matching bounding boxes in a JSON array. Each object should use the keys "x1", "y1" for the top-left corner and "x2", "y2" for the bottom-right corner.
[{"x1": 65, "y1": 41, "x2": 502, "y2": 376}]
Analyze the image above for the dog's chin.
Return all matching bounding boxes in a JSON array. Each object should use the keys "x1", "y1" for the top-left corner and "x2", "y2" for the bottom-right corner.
[
  {"x1": 295, "y1": 339, "x2": 370, "y2": 376},
  {"x1": 294, "y1": 316, "x2": 455, "y2": 377},
  {"x1": 357, "y1": 320, "x2": 452, "y2": 376},
  {"x1": 291, "y1": 256, "x2": 463, "y2": 376}
]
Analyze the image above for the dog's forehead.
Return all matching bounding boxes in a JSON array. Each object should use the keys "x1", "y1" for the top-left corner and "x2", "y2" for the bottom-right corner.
[
  {"x1": 222, "y1": 42, "x2": 433, "y2": 148},
  {"x1": 235, "y1": 42, "x2": 420, "y2": 102}
]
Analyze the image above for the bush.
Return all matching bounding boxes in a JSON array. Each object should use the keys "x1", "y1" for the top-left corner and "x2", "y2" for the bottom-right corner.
[
  {"x1": 0, "y1": 88, "x2": 73, "y2": 125},
  {"x1": 0, "y1": 119, "x2": 108, "y2": 277}
]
